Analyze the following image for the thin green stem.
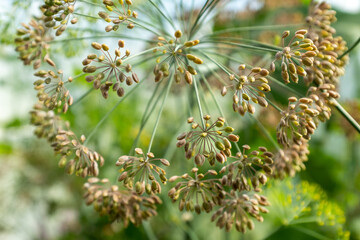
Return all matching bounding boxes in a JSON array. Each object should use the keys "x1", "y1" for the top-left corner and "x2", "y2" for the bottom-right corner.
[
  {"x1": 267, "y1": 98, "x2": 283, "y2": 112},
  {"x1": 249, "y1": 114, "x2": 281, "y2": 150},
  {"x1": 148, "y1": 0, "x2": 176, "y2": 30},
  {"x1": 193, "y1": 75, "x2": 205, "y2": 128},
  {"x1": 338, "y1": 36, "x2": 360, "y2": 59},
  {"x1": 147, "y1": 76, "x2": 173, "y2": 153},
  {"x1": 72, "y1": 88, "x2": 94, "y2": 107},
  {"x1": 84, "y1": 81, "x2": 143, "y2": 145},
  {"x1": 48, "y1": 35, "x2": 156, "y2": 44},
  {"x1": 204, "y1": 36, "x2": 282, "y2": 51},
  {"x1": 128, "y1": 19, "x2": 161, "y2": 36},
  {"x1": 130, "y1": 82, "x2": 165, "y2": 154},
  {"x1": 142, "y1": 221, "x2": 157, "y2": 240},
  {"x1": 200, "y1": 40, "x2": 279, "y2": 53},
  {"x1": 200, "y1": 70, "x2": 241, "y2": 153},
  {"x1": 190, "y1": 0, "x2": 219, "y2": 38},
  {"x1": 331, "y1": 99, "x2": 360, "y2": 133},
  {"x1": 204, "y1": 24, "x2": 303, "y2": 37},
  {"x1": 73, "y1": 12, "x2": 100, "y2": 20},
  {"x1": 292, "y1": 226, "x2": 331, "y2": 240},
  {"x1": 198, "y1": 48, "x2": 302, "y2": 97}
]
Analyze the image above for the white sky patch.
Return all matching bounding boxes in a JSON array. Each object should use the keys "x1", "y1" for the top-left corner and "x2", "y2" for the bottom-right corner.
[{"x1": 326, "y1": 0, "x2": 360, "y2": 13}]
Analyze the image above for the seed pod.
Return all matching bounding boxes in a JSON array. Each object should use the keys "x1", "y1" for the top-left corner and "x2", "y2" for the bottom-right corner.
[
  {"x1": 215, "y1": 153, "x2": 225, "y2": 163},
  {"x1": 174, "y1": 72, "x2": 181, "y2": 83},
  {"x1": 118, "y1": 40, "x2": 125, "y2": 48},
  {"x1": 281, "y1": 71, "x2": 290, "y2": 83},
  {"x1": 132, "y1": 72, "x2": 139, "y2": 83},
  {"x1": 289, "y1": 63, "x2": 296, "y2": 74},
  {"x1": 195, "y1": 154, "x2": 205, "y2": 166},
  {"x1": 302, "y1": 57, "x2": 313, "y2": 66},
  {"x1": 91, "y1": 42, "x2": 102, "y2": 50},
  {"x1": 257, "y1": 97, "x2": 268, "y2": 107},
  {"x1": 259, "y1": 68, "x2": 269, "y2": 76},
  {"x1": 185, "y1": 71, "x2": 192, "y2": 84},
  {"x1": 221, "y1": 86, "x2": 227, "y2": 96},
  {"x1": 259, "y1": 174, "x2": 267, "y2": 185},
  {"x1": 160, "y1": 158, "x2": 170, "y2": 166},
  {"x1": 117, "y1": 87, "x2": 125, "y2": 97},
  {"x1": 83, "y1": 66, "x2": 97, "y2": 73},
  {"x1": 282, "y1": 30, "x2": 290, "y2": 38},
  {"x1": 105, "y1": 25, "x2": 113, "y2": 32},
  {"x1": 126, "y1": 76, "x2": 133, "y2": 86},
  {"x1": 187, "y1": 66, "x2": 197, "y2": 75},
  {"x1": 228, "y1": 134, "x2": 239, "y2": 142},
  {"x1": 248, "y1": 104, "x2": 255, "y2": 114},
  {"x1": 223, "y1": 137, "x2": 231, "y2": 149},
  {"x1": 270, "y1": 62, "x2": 276, "y2": 72},
  {"x1": 155, "y1": 71, "x2": 163, "y2": 82}
]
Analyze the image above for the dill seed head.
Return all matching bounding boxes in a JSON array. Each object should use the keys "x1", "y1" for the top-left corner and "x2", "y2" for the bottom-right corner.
[
  {"x1": 168, "y1": 168, "x2": 222, "y2": 214},
  {"x1": 277, "y1": 82, "x2": 339, "y2": 147},
  {"x1": 153, "y1": 31, "x2": 202, "y2": 84},
  {"x1": 40, "y1": 0, "x2": 77, "y2": 36},
  {"x1": 298, "y1": 2, "x2": 348, "y2": 88},
  {"x1": 211, "y1": 191, "x2": 269, "y2": 233},
  {"x1": 277, "y1": 96, "x2": 318, "y2": 147},
  {"x1": 306, "y1": 2, "x2": 337, "y2": 38},
  {"x1": 82, "y1": 41, "x2": 138, "y2": 98},
  {"x1": 176, "y1": 116, "x2": 239, "y2": 166},
  {"x1": 33, "y1": 66, "x2": 73, "y2": 113},
  {"x1": 272, "y1": 139, "x2": 310, "y2": 179},
  {"x1": 15, "y1": 18, "x2": 52, "y2": 69},
  {"x1": 30, "y1": 102, "x2": 104, "y2": 177},
  {"x1": 271, "y1": 29, "x2": 318, "y2": 83},
  {"x1": 99, "y1": 0, "x2": 137, "y2": 32},
  {"x1": 84, "y1": 178, "x2": 161, "y2": 226},
  {"x1": 116, "y1": 148, "x2": 169, "y2": 195},
  {"x1": 222, "y1": 64, "x2": 270, "y2": 116},
  {"x1": 218, "y1": 145, "x2": 273, "y2": 192}
]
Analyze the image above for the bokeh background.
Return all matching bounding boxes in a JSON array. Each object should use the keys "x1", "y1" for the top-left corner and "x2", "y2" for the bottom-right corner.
[{"x1": 1, "y1": 0, "x2": 360, "y2": 239}]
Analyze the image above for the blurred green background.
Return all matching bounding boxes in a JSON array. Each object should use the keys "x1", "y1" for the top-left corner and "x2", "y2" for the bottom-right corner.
[{"x1": 1, "y1": 0, "x2": 360, "y2": 239}]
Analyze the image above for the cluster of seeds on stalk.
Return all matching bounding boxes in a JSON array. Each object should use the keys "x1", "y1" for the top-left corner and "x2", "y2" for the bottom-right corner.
[
  {"x1": 277, "y1": 96, "x2": 320, "y2": 147},
  {"x1": 271, "y1": 29, "x2": 318, "y2": 84},
  {"x1": 306, "y1": 1, "x2": 337, "y2": 38},
  {"x1": 15, "y1": 18, "x2": 52, "y2": 69},
  {"x1": 99, "y1": 0, "x2": 137, "y2": 32},
  {"x1": 304, "y1": 2, "x2": 348, "y2": 87},
  {"x1": 176, "y1": 115, "x2": 239, "y2": 166},
  {"x1": 211, "y1": 191, "x2": 269, "y2": 233},
  {"x1": 168, "y1": 168, "x2": 221, "y2": 214},
  {"x1": 116, "y1": 148, "x2": 169, "y2": 195},
  {"x1": 83, "y1": 177, "x2": 162, "y2": 226},
  {"x1": 30, "y1": 103, "x2": 104, "y2": 177},
  {"x1": 277, "y1": 83, "x2": 340, "y2": 147},
  {"x1": 30, "y1": 103, "x2": 60, "y2": 140},
  {"x1": 82, "y1": 40, "x2": 139, "y2": 99},
  {"x1": 153, "y1": 30, "x2": 202, "y2": 84},
  {"x1": 307, "y1": 84, "x2": 339, "y2": 120},
  {"x1": 304, "y1": 36, "x2": 347, "y2": 87},
  {"x1": 272, "y1": 139, "x2": 309, "y2": 179},
  {"x1": 33, "y1": 61, "x2": 73, "y2": 113},
  {"x1": 222, "y1": 64, "x2": 270, "y2": 115},
  {"x1": 219, "y1": 145, "x2": 273, "y2": 192},
  {"x1": 40, "y1": 0, "x2": 77, "y2": 36},
  {"x1": 54, "y1": 132, "x2": 104, "y2": 177}
]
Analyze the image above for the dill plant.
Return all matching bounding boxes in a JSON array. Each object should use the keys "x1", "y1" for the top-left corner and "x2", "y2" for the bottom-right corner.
[{"x1": 14, "y1": 0, "x2": 360, "y2": 238}]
